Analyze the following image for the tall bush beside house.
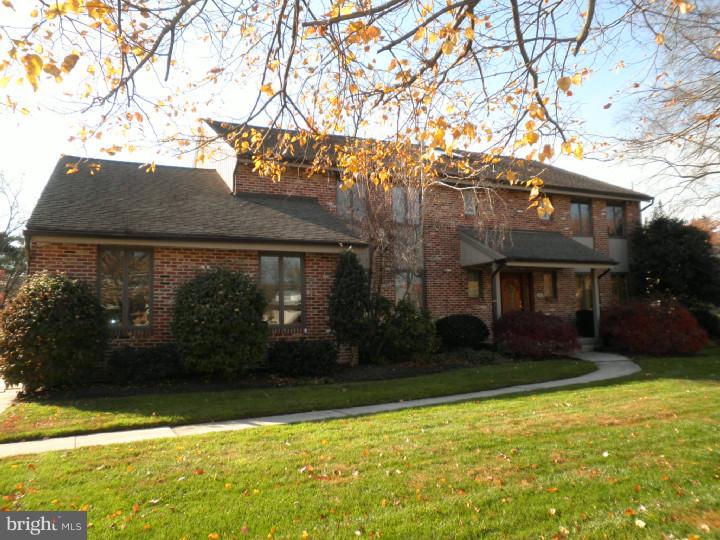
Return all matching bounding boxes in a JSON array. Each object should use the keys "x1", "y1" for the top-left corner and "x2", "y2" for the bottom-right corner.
[
  {"x1": 495, "y1": 311, "x2": 579, "y2": 359},
  {"x1": 172, "y1": 268, "x2": 268, "y2": 376},
  {"x1": 328, "y1": 251, "x2": 370, "y2": 360},
  {"x1": 601, "y1": 299, "x2": 708, "y2": 355},
  {"x1": 0, "y1": 272, "x2": 107, "y2": 391},
  {"x1": 362, "y1": 297, "x2": 437, "y2": 363},
  {"x1": 630, "y1": 215, "x2": 720, "y2": 306}
]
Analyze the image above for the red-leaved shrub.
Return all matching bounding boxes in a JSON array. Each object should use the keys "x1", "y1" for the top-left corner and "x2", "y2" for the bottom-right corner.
[
  {"x1": 601, "y1": 299, "x2": 708, "y2": 355},
  {"x1": 495, "y1": 311, "x2": 579, "y2": 359}
]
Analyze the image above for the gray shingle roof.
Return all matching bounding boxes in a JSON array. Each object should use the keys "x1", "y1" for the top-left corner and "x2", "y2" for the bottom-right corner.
[
  {"x1": 26, "y1": 155, "x2": 365, "y2": 246},
  {"x1": 460, "y1": 228, "x2": 617, "y2": 266},
  {"x1": 208, "y1": 120, "x2": 652, "y2": 201}
]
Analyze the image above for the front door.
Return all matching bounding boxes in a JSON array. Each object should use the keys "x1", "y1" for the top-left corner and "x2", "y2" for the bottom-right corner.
[{"x1": 500, "y1": 273, "x2": 531, "y2": 315}]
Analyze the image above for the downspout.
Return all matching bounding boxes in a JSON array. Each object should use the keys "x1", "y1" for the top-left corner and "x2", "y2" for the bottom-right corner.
[{"x1": 641, "y1": 197, "x2": 655, "y2": 214}]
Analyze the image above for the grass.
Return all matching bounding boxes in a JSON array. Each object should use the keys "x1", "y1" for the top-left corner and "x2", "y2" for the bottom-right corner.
[
  {"x1": 0, "y1": 349, "x2": 718, "y2": 539},
  {"x1": 0, "y1": 359, "x2": 593, "y2": 443}
]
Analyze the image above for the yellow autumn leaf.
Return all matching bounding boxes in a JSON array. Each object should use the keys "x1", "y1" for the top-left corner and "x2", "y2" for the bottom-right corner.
[
  {"x1": 557, "y1": 76, "x2": 572, "y2": 92},
  {"x1": 464, "y1": 27, "x2": 474, "y2": 40},
  {"x1": 61, "y1": 53, "x2": 79, "y2": 73},
  {"x1": 655, "y1": 33, "x2": 665, "y2": 46},
  {"x1": 2, "y1": 0, "x2": 14, "y2": 10},
  {"x1": 0, "y1": 76, "x2": 9, "y2": 89},
  {"x1": 441, "y1": 40, "x2": 454, "y2": 54},
  {"x1": 260, "y1": 83, "x2": 274, "y2": 96},
  {"x1": 571, "y1": 73, "x2": 583, "y2": 85},
  {"x1": 573, "y1": 142, "x2": 584, "y2": 159},
  {"x1": 526, "y1": 130, "x2": 539, "y2": 144},
  {"x1": 43, "y1": 63, "x2": 61, "y2": 78},
  {"x1": 21, "y1": 53, "x2": 42, "y2": 91}
]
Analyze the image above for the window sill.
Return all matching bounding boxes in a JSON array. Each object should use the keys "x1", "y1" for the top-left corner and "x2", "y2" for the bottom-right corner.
[
  {"x1": 109, "y1": 326, "x2": 153, "y2": 338},
  {"x1": 270, "y1": 326, "x2": 306, "y2": 337}
]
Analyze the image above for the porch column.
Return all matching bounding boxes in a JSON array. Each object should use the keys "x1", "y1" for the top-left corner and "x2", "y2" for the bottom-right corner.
[
  {"x1": 591, "y1": 268, "x2": 601, "y2": 343},
  {"x1": 492, "y1": 263, "x2": 502, "y2": 320}
]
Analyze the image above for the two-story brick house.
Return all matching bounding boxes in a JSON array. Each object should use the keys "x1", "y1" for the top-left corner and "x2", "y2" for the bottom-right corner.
[{"x1": 25, "y1": 122, "x2": 652, "y2": 356}]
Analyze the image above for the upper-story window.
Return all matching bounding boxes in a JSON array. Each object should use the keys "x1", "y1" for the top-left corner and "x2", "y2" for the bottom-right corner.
[
  {"x1": 392, "y1": 187, "x2": 421, "y2": 224},
  {"x1": 462, "y1": 190, "x2": 476, "y2": 216},
  {"x1": 336, "y1": 182, "x2": 366, "y2": 221},
  {"x1": 259, "y1": 254, "x2": 303, "y2": 327},
  {"x1": 98, "y1": 247, "x2": 152, "y2": 330},
  {"x1": 570, "y1": 201, "x2": 592, "y2": 236},
  {"x1": 606, "y1": 203, "x2": 625, "y2": 237}
]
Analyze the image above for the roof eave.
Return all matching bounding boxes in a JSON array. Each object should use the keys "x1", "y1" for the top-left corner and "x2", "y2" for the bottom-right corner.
[{"x1": 24, "y1": 228, "x2": 367, "y2": 248}]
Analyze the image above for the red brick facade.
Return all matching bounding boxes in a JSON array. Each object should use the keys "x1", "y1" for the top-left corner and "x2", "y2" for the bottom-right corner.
[
  {"x1": 27, "y1": 161, "x2": 643, "y2": 350},
  {"x1": 27, "y1": 241, "x2": 338, "y2": 347}
]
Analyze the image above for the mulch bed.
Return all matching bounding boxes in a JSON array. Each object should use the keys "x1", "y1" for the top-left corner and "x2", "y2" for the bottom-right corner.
[{"x1": 19, "y1": 356, "x2": 494, "y2": 401}]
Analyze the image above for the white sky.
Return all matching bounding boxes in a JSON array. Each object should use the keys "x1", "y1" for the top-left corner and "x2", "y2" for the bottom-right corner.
[{"x1": 0, "y1": 7, "x2": 717, "y2": 226}]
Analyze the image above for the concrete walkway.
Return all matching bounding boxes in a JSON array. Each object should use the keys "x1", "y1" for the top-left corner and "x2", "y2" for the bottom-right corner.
[
  {"x1": 0, "y1": 380, "x2": 19, "y2": 415},
  {"x1": 0, "y1": 352, "x2": 639, "y2": 459}
]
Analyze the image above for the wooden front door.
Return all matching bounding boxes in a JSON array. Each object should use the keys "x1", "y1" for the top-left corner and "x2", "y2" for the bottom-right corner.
[{"x1": 500, "y1": 273, "x2": 532, "y2": 315}]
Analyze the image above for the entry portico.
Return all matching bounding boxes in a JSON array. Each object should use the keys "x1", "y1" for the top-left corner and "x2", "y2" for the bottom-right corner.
[{"x1": 460, "y1": 229, "x2": 617, "y2": 340}]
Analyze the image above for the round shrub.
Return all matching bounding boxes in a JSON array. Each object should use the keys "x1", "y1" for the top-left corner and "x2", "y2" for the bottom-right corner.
[
  {"x1": 435, "y1": 314, "x2": 489, "y2": 350},
  {"x1": 172, "y1": 268, "x2": 268, "y2": 376},
  {"x1": 0, "y1": 272, "x2": 107, "y2": 391},
  {"x1": 601, "y1": 299, "x2": 708, "y2": 355},
  {"x1": 495, "y1": 310, "x2": 579, "y2": 359}
]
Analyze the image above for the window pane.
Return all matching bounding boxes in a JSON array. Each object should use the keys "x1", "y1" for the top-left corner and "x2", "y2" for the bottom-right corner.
[
  {"x1": 336, "y1": 183, "x2": 350, "y2": 217},
  {"x1": 462, "y1": 191, "x2": 476, "y2": 215},
  {"x1": 392, "y1": 187, "x2": 406, "y2": 223},
  {"x1": 571, "y1": 202, "x2": 591, "y2": 235},
  {"x1": 581, "y1": 204, "x2": 591, "y2": 234},
  {"x1": 468, "y1": 270, "x2": 480, "y2": 298},
  {"x1": 352, "y1": 184, "x2": 366, "y2": 219},
  {"x1": 575, "y1": 274, "x2": 593, "y2": 310},
  {"x1": 607, "y1": 205, "x2": 624, "y2": 237},
  {"x1": 407, "y1": 188, "x2": 421, "y2": 224},
  {"x1": 570, "y1": 203, "x2": 580, "y2": 235},
  {"x1": 127, "y1": 251, "x2": 151, "y2": 327},
  {"x1": 282, "y1": 257, "x2": 303, "y2": 324},
  {"x1": 543, "y1": 272, "x2": 556, "y2": 299},
  {"x1": 99, "y1": 248, "x2": 124, "y2": 328},
  {"x1": 260, "y1": 256, "x2": 280, "y2": 318},
  {"x1": 395, "y1": 272, "x2": 423, "y2": 307}
]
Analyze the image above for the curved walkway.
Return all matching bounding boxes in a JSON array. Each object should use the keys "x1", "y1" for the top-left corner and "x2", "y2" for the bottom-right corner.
[{"x1": 0, "y1": 352, "x2": 639, "y2": 459}]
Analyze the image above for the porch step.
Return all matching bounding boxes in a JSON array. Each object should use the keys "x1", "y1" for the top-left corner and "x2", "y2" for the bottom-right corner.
[{"x1": 579, "y1": 338, "x2": 596, "y2": 353}]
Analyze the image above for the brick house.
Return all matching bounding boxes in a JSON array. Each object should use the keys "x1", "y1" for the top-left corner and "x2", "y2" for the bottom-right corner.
[{"x1": 25, "y1": 124, "x2": 652, "y2": 354}]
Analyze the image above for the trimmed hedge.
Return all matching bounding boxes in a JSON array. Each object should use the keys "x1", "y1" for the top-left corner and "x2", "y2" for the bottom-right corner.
[
  {"x1": 172, "y1": 268, "x2": 268, "y2": 376},
  {"x1": 601, "y1": 300, "x2": 708, "y2": 355},
  {"x1": 435, "y1": 314, "x2": 489, "y2": 350},
  {"x1": 108, "y1": 344, "x2": 183, "y2": 383},
  {"x1": 495, "y1": 310, "x2": 579, "y2": 359},
  {"x1": 0, "y1": 272, "x2": 107, "y2": 391},
  {"x1": 266, "y1": 340, "x2": 338, "y2": 377}
]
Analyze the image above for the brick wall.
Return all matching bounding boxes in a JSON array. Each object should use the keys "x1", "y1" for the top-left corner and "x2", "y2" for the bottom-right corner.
[{"x1": 28, "y1": 240, "x2": 338, "y2": 348}]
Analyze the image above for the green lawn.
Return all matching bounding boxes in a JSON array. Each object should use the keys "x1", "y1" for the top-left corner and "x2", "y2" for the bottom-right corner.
[
  {"x1": 0, "y1": 359, "x2": 593, "y2": 443},
  {"x1": 0, "y1": 349, "x2": 718, "y2": 539}
]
